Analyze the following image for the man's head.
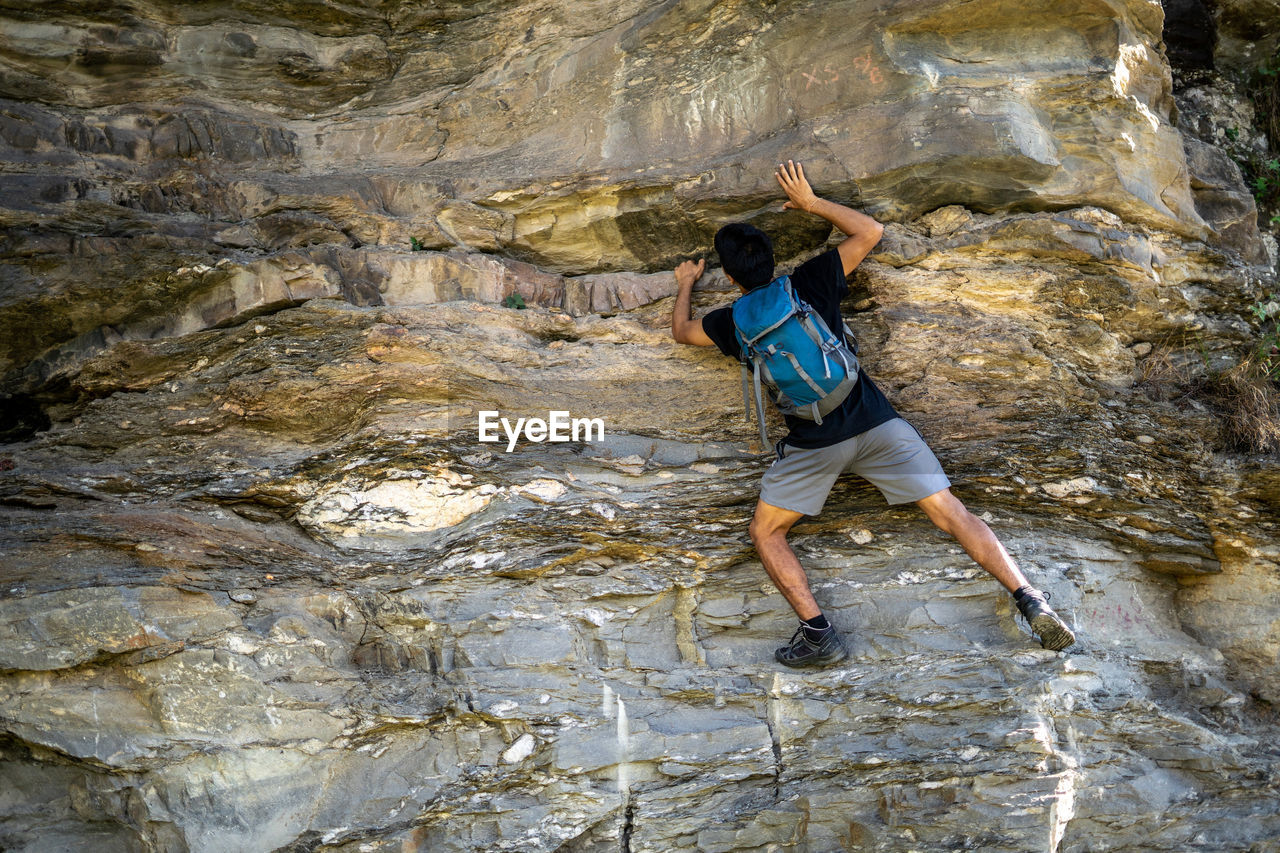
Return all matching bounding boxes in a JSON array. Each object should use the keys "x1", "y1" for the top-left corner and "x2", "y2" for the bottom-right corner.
[{"x1": 714, "y1": 223, "x2": 774, "y2": 289}]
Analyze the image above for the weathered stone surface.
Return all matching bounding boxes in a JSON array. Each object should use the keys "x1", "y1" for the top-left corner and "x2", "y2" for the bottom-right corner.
[
  {"x1": 1183, "y1": 135, "x2": 1268, "y2": 265},
  {"x1": 1, "y1": 207, "x2": 1278, "y2": 848},
  {"x1": 0, "y1": 586, "x2": 237, "y2": 671},
  {"x1": 296, "y1": 466, "x2": 499, "y2": 548},
  {"x1": 1, "y1": 1, "x2": 1279, "y2": 851},
  {"x1": 1212, "y1": 0, "x2": 1280, "y2": 74},
  {"x1": 4, "y1": 0, "x2": 1270, "y2": 399}
]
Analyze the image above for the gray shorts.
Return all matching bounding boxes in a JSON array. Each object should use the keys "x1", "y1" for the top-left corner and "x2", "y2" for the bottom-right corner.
[{"x1": 759, "y1": 417, "x2": 951, "y2": 515}]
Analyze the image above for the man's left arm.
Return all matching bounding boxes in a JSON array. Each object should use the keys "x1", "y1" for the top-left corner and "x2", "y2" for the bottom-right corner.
[{"x1": 671, "y1": 258, "x2": 715, "y2": 347}]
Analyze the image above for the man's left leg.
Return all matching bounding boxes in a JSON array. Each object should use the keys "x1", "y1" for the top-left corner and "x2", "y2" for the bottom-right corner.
[
  {"x1": 916, "y1": 488, "x2": 1075, "y2": 650},
  {"x1": 755, "y1": 438, "x2": 864, "y2": 668}
]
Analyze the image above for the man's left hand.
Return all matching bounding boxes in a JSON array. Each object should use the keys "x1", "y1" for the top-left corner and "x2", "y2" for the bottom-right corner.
[{"x1": 675, "y1": 258, "x2": 705, "y2": 291}]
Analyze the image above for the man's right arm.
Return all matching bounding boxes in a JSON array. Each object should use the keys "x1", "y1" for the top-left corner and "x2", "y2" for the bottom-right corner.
[{"x1": 776, "y1": 160, "x2": 884, "y2": 276}]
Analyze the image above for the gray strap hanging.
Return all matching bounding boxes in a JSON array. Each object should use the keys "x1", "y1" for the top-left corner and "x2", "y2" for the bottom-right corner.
[
  {"x1": 842, "y1": 322, "x2": 859, "y2": 356},
  {"x1": 751, "y1": 356, "x2": 769, "y2": 447}
]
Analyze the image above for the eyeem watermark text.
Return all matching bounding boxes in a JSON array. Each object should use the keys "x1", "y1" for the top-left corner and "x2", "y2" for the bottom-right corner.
[{"x1": 477, "y1": 410, "x2": 605, "y2": 452}]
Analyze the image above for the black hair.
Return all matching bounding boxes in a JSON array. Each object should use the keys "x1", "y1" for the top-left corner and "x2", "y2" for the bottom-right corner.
[{"x1": 714, "y1": 222, "x2": 774, "y2": 289}]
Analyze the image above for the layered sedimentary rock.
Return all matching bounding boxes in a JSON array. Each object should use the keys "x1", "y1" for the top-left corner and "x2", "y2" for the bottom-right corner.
[
  {"x1": 1, "y1": 0, "x2": 1265, "y2": 394},
  {"x1": 1, "y1": 1, "x2": 1279, "y2": 851}
]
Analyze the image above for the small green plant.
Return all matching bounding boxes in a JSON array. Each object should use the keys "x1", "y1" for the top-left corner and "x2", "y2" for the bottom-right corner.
[
  {"x1": 1226, "y1": 126, "x2": 1240, "y2": 142},
  {"x1": 1250, "y1": 293, "x2": 1279, "y2": 322},
  {"x1": 1243, "y1": 155, "x2": 1280, "y2": 230},
  {"x1": 1241, "y1": 50, "x2": 1280, "y2": 232},
  {"x1": 1251, "y1": 159, "x2": 1280, "y2": 203},
  {"x1": 1249, "y1": 293, "x2": 1280, "y2": 382},
  {"x1": 1261, "y1": 342, "x2": 1280, "y2": 382},
  {"x1": 410, "y1": 236, "x2": 425, "y2": 251},
  {"x1": 503, "y1": 293, "x2": 527, "y2": 309}
]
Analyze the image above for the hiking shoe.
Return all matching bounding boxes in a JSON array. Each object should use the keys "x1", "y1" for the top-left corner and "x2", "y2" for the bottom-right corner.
[
  {"x1": 775, "y1": 625, "x2": 849, "y2": 668},
  {"x1": 1015, "y1": 588, "x2": 1076, "y2": 651}
]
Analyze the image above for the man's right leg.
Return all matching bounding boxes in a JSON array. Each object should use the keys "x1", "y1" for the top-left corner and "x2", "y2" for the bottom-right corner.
[{"x1": 851, "y1": 417, "x2": 1076, "y2": 651}]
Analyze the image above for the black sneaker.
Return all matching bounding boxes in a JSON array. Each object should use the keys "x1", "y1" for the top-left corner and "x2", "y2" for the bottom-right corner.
[
  {"x1": 1015, "y1": 588, "x2": 1076, "y2": 651},
  {"x1": 775, "y1": 625, "x2": 849, "y2": 668}
]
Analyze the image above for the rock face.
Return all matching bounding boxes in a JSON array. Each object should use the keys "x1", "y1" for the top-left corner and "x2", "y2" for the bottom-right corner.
[
  {"x1": 1210, "y1": 0, "x2": 1280, "y2": 74},
  {"x1": 1, "y1": 1, "x2": 1279, "y2": 852},
  {"x1": 2, "y1": 0, "x2": 1267, "y2": 394}
]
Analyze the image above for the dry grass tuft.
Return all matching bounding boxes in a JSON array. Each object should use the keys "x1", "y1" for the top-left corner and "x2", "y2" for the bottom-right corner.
[
  {"x1": 1136, "y1": 346, "x2": 1280, "y2": 453},
  {"x1": 1136, "y1": 348, "x2": 1201, "y2": 402},
  {"x1": 1201, "y1": 356, "x2": 1280, "y2": 453}
]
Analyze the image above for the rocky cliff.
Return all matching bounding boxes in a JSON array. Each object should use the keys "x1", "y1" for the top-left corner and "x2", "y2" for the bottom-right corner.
[{"x1": 2, "y1": 1, "x2": 1280, "y2": 851}]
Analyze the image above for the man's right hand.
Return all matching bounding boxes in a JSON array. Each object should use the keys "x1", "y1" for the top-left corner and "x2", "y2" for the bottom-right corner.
[
  {"x1": 776, "y1": 160, "x2": 820, "y2": 213},
  {"x1": 775, "y1": 159, "x2": 884, "y2": 275}
]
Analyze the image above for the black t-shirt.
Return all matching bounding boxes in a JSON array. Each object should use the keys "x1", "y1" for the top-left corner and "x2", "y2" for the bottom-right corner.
[{"x1": 702, "y1": 249, "x2": 899, "y2": 449}]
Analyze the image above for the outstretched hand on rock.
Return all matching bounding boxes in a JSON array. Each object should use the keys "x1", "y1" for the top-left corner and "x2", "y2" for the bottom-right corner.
[{"x1": 777, "y1": 160, "x2": 819, "y2": 214}]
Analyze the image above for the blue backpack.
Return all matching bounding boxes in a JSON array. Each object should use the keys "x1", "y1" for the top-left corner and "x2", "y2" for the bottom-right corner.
[{"x1": 731, "y1": 275, "x2": 860, "y2": 446}]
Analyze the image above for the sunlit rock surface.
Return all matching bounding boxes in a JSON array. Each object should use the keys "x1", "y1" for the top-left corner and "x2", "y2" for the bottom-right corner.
[
  {"x1": 2, "y1": 0, "x2": 1267, "y2": 392},
  {"x1": 1, "y1": 0, "x2": 1279, "y2": 851}
]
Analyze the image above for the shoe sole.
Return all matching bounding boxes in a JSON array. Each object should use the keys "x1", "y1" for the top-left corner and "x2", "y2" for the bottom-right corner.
[
  {"x1": 1030, "y1": 613, "x2": 1076, "y2": 651},
  {"x1": 775, "y1": 645, "x2": 849, "y2": 668}
]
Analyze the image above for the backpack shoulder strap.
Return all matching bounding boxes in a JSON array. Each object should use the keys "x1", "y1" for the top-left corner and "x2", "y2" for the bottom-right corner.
[{"x1": 842, "y1": 321, "x2": 859, "y2": 356}]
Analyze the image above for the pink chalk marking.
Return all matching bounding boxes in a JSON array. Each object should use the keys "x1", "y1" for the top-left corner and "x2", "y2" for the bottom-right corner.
[
  {"x1": 799, "y1": 53, "x2": 883, "y2": 91},
  {"x1": 1082, "y1": 599, "x2": 1143, "y2": 630}
]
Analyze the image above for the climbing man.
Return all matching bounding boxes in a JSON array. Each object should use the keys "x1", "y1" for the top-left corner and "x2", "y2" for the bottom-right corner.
[{"x1": 670, "y1": 160, "x2": 1075, "y2": 667}]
